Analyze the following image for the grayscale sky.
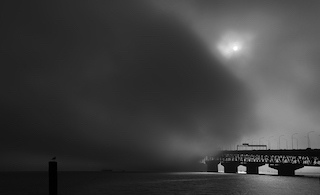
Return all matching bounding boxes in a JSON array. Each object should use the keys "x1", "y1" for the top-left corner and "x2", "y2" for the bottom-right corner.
[{"x1": 1, "y1": 0, "x2": 320, "y2": 171}]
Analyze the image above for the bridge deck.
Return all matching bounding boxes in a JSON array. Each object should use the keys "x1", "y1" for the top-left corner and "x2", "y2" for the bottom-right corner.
[{"x1": 218, "y1": 149, "x2": 320, "y2": 156}]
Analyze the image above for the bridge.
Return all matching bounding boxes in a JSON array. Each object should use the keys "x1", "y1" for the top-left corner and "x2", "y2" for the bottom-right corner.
[{"x1": 205, "y1": 148, "x2": 320, "y2": 176}]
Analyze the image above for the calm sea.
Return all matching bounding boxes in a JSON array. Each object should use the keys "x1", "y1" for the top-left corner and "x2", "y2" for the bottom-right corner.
[{"x1": 1, "y1": 171, "x2": 320, "y2": 195}]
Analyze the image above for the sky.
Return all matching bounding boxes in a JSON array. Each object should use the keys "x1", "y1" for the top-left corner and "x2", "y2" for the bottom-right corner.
[{"x1": 1, "y1": 0, "x2": 320, "y2": 171}]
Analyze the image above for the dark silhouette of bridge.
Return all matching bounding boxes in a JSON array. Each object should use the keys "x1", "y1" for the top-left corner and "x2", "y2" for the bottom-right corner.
[{"x1": 205, "y1": 148, "x2": 320, "y2": 176}]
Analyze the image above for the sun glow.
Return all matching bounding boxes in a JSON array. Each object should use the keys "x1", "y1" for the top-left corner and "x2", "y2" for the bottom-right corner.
[
  {"x1": 216, "y1": 31, "x2": 253, "y2": 60},
  {"x1": 232, "y1": 46, "x2": 239, "y2": 51},
  {"x1": 217, "y1": 39, "x2": 242, "y2": 58}
]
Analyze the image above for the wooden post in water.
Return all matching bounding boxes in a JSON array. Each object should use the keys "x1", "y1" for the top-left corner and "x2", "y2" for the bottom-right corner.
[{"x1": 49, "y1": 160, "x2": 57, "y2": 195}]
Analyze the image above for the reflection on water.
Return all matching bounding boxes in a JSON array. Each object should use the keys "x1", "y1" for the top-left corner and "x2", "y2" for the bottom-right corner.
[{"x1": 0, "y1": 171, "x2": 319, "y2": 195}]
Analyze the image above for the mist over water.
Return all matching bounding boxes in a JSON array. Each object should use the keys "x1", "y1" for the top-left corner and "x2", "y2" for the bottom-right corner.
[
  {"x1": 1, "y1": 1, "x2": 255, "y2": 171},
  {"x1": 2, "y1": 0, "x2": 320, "y2": 171}
]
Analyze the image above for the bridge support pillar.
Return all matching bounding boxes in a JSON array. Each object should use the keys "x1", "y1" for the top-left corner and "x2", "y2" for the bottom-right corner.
[
  {"x1": 245, "y1": 162, "x2": 265, "y2": 174},
  {"x1": 221, "y1": 162, "x2": 239, "y2": 173},
  {"x1": 205, "y1": 160, "x2": 220, "y2": 172},
  {"x1": 269, "y1": 164, "x2": 304, "y2": 176}
]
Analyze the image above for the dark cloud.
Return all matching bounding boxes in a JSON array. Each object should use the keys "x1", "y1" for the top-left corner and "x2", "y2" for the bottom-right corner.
[{"x1": 1, "y1": 1, "x2": 253, "y2": 171}]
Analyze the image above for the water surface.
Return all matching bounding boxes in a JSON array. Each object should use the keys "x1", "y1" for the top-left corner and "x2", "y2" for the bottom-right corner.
[{"x1": 1, "y1": 172, "x2": 319, "y2": 194}]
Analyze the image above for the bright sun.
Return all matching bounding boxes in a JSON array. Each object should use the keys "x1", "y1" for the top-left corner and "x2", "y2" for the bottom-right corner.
[
  {"x1": 232, "y1": 46, "x2": 239, "y2": 51},
  {"x1": 216, "y1": 31, "x2": 253, "y2": 59},
  {"x1": 217, "y1": 41, "x2": 242, "y2": 58}
]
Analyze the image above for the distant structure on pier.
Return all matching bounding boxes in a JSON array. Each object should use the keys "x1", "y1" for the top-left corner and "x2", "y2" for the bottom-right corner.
[{"x1": 237, "y1": 143, "x2": 267, "y2": 150}]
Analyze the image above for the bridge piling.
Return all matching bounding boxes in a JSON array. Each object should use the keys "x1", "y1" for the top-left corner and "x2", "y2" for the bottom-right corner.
[
  {"x1": 269, "y1": 163, "x2": 304, "y2": 176},
  {"x1": 205, "y1": 160, "x2": 219, "y2": 172},
  {"x1": 221, "y1": 162, "x2": 239, "y2": 173},
  {"x1": 245, "y1": 162, "x2": 265, "y2": 174}
]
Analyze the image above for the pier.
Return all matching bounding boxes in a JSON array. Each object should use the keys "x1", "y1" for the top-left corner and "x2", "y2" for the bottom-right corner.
[{"x1": 205, "y1": 147, "x2": 320, "y2": 176}]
